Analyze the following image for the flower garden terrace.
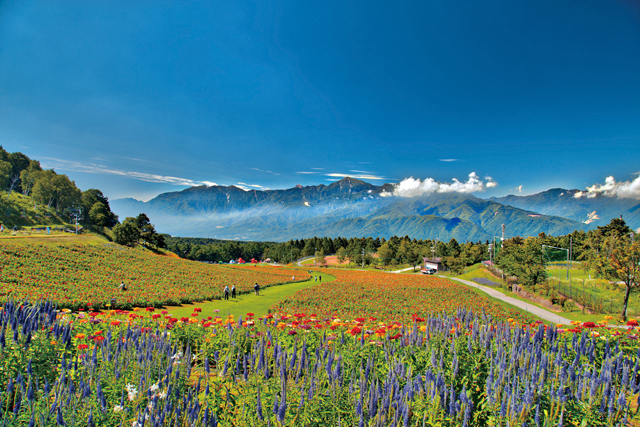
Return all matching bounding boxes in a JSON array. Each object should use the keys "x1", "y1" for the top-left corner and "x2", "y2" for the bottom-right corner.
[
  {"x1": 272, "y1": 269, "x2": 538, "y2": 324},
  {"x1": 0, "y1": 242, "x2": 310, "y2": 310},
  {"x1": 1, "y1": 300, "x2": 640, "y2": 426}
]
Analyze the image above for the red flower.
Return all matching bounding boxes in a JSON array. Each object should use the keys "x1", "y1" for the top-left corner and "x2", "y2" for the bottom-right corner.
[
  {"x1": 152, "y1": 314, "x2": 161, "y2": 319},
  {"x1": 583, "y1": 322, "x2": 596, "y2": 328},
  {"x1": 194, "y1": 308, "x2": 202, "y2": 312},
  {"x1": 628, "y1": 320, "x2": 639, "y2": 327},
  {"x1": 146, "y1": 307, "x2": 155, "y2": 312},
  {"x1": 78, "y1": 344, "x2": 89, "y2": 350},
  {"x1": 349, "y1": 327, "x2": 362, "y2": 336},
  {"x1": 247, "y1": 312, "x2": 254, "y2": 317},
  {"x1": 288, "y1": 330, "x2": 297, "y2": 335}
]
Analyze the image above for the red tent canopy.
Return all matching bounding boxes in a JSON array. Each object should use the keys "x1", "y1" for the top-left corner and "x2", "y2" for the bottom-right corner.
[
  {"x1": 251, "y1": 258, "x2": 258, "y2": 263},
  {"x1": 237, "y1": 258, "x2": 246, "y2": 264}
]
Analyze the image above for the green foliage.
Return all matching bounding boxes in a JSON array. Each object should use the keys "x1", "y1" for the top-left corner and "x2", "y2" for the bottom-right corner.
[
  {"x1": 314, "y1": 249, "x2": 326, "y2": 266},
  {"x1": 113, "y1": 218, "x2": 140, "y2": 247},
  {"x1": 0, "y1": 160, "x2": 11, "y2": 189},
  {"x1": 83, "y1": 188, "x2": 118, "y2": 227},
  {"x1": 496, "y1": 236, "x2": 547, "y2": 287},
  {"x1": 113, "y1": 213, "x2": 165, "y2": 249}
]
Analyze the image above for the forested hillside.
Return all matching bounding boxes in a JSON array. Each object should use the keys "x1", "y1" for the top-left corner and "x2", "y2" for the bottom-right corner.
[{"x1": 0, "y1": 146, "x2": 118, "y2": 229}]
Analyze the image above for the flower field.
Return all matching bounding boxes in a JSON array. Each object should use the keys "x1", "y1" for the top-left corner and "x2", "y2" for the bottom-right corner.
[
  {"x1": 1, "y1": 299, "x2": 639, "y2": 426},
  {"x1": 273, "y1": 269, "x2": 535, "y2": 324},
  {"x1": 2, "y1": 245, "x2": 640, "y2": 425},
  {"x1": 0, "y1": 242, "x2": 309, "y2": 310}
]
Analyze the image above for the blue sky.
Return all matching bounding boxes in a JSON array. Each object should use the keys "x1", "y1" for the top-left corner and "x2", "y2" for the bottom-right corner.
[{"x1": 1, "y1": 0, "x2": 640, "y2": 201}]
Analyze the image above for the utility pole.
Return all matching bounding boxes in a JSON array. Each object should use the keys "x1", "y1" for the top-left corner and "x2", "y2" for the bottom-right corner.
[
  {"x1": 568, "y1": 236, "x2": 572, "y2": 281},
  {"x1": 501, "y1": 224, "x2": 505, "y2": 284},
  {"x1": 488, "y1": 243, "x2": 493, "y2": 265}
]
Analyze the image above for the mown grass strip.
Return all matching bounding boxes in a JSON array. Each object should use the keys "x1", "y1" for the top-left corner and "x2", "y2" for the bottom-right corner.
[{"x1": 164, "y1": 270, "x2": 334, "y2": 320}]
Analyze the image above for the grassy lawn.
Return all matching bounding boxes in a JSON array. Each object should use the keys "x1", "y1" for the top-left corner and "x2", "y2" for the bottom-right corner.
[{"x1": 164, "y1": 271, "x2": 335, "y2": 320}]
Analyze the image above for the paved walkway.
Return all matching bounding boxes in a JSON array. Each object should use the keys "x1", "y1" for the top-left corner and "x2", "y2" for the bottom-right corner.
[{"x1": 445, "y1": 276, "x2": 573, "y2": 325}]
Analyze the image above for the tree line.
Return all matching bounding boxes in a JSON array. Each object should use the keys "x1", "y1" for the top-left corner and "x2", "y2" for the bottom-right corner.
[
  {"x1": 494, "y1": 218, "x2": 638, "y2": 320},
  {"x1": 165, "y1": 234, "x2": 493, "y2": 271}
]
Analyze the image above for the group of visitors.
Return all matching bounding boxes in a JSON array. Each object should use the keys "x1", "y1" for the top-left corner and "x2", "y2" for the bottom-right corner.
[{"x1": 223, "y1": 283, "x2": 260, "y2": 300}]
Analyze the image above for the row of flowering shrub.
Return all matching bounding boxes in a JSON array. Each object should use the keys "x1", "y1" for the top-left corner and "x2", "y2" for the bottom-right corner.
[
  {"x1": 272, "y1": 268, "x2": 536, "y2": 323},
  {"x1": 0, "y1": 242, "x2": 309, "y2": 310},
  {"x1": 1, "y1": 299, "x2": 639, "y2": 426}
]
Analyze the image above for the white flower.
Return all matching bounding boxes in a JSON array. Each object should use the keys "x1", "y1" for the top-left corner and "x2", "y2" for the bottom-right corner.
[
  {"x1": 149, "y1": 383, "x2": 159, "y2": 393},
  {"x1": 158, "y1": 390, "x2": 167, "y2": 399},
  {"x1": 126, "y1": 383, "x2": 138, "y2": 401},
  {"x1": 113, "y1": 405, "x2": 123, "y2": 413}
]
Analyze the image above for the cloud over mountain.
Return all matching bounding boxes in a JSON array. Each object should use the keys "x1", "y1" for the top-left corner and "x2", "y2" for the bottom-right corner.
[
  {"x1": 575, "y1": 174, "x2": 640, "y2": 200},
  {"x1": 385, "y1": 172, "x2": 497, "y2": 197}
]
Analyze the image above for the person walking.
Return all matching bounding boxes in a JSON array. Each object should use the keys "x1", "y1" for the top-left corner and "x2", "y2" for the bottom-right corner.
[
  {"x1": 231, "y1": 284, "x2": 236, "y2": 298},
  {"x1": 224, "y1": 285, "x2": 230, "y2": 300},
  {"x1": 118, "y1": 281, "x2": 127, "y2": 291},
  {"x1": 254, "y1": 283, "x2": 259, "y2": 296},
  {"x1": 319, "y1": 275, "x2": 322, "y2": 282}
]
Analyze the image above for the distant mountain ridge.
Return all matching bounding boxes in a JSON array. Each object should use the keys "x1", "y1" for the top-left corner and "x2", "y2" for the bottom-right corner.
[
  {"x1": 109, "y1": 178, "x2": 618, "y2": 241},
  {"x1": 490, "y1": 189, "x2": 640, "y2": 231}
]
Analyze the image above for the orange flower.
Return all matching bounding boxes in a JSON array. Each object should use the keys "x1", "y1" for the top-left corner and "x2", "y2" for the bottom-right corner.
[{"x1": 75, "y1": 333, "x2": 86, "y2": 340}]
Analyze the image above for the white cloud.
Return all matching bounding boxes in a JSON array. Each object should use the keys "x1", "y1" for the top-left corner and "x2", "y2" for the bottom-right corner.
[
  {"x1": 576, "y1": 174, "x2": 640, "y2": 199},
  {"x1": 325, "y1": 173, "x2": 386, "y2": 180},
  {"x1": 390, "y1": 172, "x2": 497, "y2": 197},
  {"x1": 296, "y1": 171, "x2": 319, "y2": 174},
  {"x1": 514, "y1": 185, "x2": 522, "y2": 193},
  {"x1": 41, "y1": 157, "x2": 216, "y2": 187},
  {"x1": 439, "y1": 159, "x2": 458, "y2": 162},
  {"x1": 249, "y1": 167, "x2": 279, "y2": 176},
  {"x1": 350, "y1": 170, "x2": 370, "y2": 173}
]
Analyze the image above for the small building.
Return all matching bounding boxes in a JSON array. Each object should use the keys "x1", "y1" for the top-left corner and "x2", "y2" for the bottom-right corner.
[{"x1": 423, "y1": 257, "x2": 445, "y2": 272}]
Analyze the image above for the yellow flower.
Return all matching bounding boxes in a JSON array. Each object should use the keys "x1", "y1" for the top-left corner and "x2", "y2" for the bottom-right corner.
[{"x1": 604, "y1": 316, "x2": 613, "y2": 320}]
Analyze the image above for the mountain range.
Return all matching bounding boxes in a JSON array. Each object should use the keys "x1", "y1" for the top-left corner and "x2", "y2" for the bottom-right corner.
[{"x1": 110, "y1": 178, "x2": 640, "y2": 242}]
